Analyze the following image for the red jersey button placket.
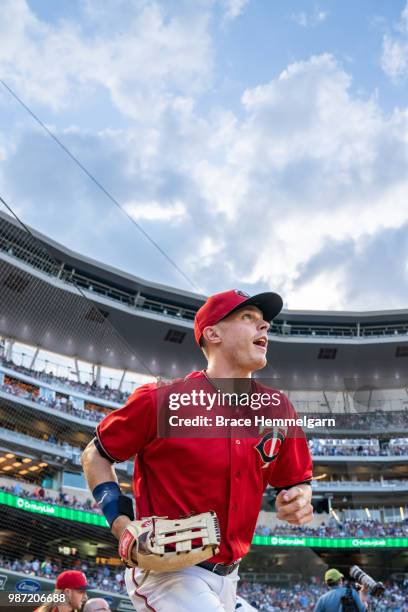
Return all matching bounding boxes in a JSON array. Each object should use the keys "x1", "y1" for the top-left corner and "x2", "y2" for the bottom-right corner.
[{"x1": 228, "y1": 438, "x2": 243, "y2": 549}]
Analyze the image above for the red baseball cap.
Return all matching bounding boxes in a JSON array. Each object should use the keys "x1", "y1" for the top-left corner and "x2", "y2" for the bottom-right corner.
[
  {"x1": 56, "y1": 570, "x2": 88, "y2": 590},
  {"x1": 194, "y1": 289, "x2": 283, "y2": 345}
]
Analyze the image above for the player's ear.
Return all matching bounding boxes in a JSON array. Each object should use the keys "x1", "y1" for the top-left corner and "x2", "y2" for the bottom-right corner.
[{"x1": 202, "y1": 325, "x2": 222, "y2": 348}]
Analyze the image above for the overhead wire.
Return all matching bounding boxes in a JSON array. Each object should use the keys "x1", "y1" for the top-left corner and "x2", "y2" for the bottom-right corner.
[{"x1": 0, "y1": 79, "x2": 200, "y2": 293}]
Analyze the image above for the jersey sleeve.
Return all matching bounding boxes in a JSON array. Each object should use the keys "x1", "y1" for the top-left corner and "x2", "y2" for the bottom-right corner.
[
  {"x1": 266, "y1": 396, "x2": 313, "y2": 489},
  {"x1": 95, "y1": 383, "x2": 157, "y2": 462}
]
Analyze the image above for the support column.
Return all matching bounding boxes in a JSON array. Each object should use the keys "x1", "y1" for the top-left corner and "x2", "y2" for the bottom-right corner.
[
  {"x1": 118, "y1": 369, "x2": 127, "y2": 391},
  {"x1": 5, "y1": 339, "x2": 14, "y2": 361},
  {"x1": 57, "y1": 262, "x2": 65, "y2": 279},
  {"x1": 74, "y1": 357, "x2": 80, "y2": 382},
  {"x1": 30, "y1": 347, "x2": 40, "y2": 369}
]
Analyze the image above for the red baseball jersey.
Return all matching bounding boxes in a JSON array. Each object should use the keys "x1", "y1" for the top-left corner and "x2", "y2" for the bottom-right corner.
[{"x1": 96, "y1": 371, "x2": 312, "y2": 564}]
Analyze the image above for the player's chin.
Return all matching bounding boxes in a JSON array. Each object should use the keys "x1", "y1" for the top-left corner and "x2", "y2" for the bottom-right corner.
[{"x1": 249, "y1": 351, "x2": 267, "y2": 371}]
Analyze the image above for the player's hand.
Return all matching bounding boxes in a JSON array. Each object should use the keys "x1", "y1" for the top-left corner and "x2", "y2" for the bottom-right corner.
[{"x1": 275, "y1": 485, "x2": 313, "y2": 525}]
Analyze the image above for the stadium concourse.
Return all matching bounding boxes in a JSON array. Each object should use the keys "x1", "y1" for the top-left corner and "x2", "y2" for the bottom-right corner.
[{"x1": 1, "y1": 212, "x2": 408, "y2": 610}]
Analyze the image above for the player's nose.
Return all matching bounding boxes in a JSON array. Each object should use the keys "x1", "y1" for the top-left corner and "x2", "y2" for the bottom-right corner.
[{"x1": 258, "y1": 318, "x2": 270, "y2": 333}]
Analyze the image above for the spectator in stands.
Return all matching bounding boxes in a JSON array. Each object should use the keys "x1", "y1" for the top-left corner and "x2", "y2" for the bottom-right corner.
[
  {"x1": 314, "y1": 568, "x2": 368, "y2": 611},
  {"x1": 33, "y1": 485, "x2": 45, "y2": 500},
  {"x1": 58, "y1": 488, "x2": 67, "y2": 505},
  {"x1": 12, "y1": 481, "x2": 23, "y2": 496},
  {"x1": 83, "y1": 599, "x2": 111, "y2": 612},
  {"x1": 34, "y1": 570, "x2": 89, "y2": 612},
  {"x1": 41, "y1": 559, "x2": 53, "y2": 576}
]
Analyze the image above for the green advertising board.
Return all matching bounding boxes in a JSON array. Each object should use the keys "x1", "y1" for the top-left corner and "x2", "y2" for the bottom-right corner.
[
  {"x1": 1, "y1": 492, "x2": 407, "y2": 548},
  {"x1": 252, "y1": 534, "x2": 408, "y2": 548},
  {"x1": 0, "y1": 491, "x2": 108, "y2": 527}
]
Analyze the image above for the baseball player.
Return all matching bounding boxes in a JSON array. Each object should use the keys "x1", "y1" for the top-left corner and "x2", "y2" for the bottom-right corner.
[
  {"x1": 81, "y1": 289, "x2": 313, "y2": 612},
  {"x1": 34, "y1": 570, "x2": 88, "y2": 612}
]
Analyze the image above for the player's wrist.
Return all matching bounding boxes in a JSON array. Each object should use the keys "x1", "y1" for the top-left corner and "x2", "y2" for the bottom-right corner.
[
  {"x1": 92, "y1": 481, "x2": 134, "y2": 528},
  {"x1": 111, "y1": 515, "x2": 132, "y2": 540}
]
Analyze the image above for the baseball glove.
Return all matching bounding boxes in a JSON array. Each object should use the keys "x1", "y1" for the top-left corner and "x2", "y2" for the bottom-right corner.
[{"x1": 118, "y1": 511, "x2": 221, "y2": 571}]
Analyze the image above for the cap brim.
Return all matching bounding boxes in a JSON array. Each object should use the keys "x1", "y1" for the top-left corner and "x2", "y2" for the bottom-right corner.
[{"x1": 223, "y1": 291, "x2": 283, "y2": 322}]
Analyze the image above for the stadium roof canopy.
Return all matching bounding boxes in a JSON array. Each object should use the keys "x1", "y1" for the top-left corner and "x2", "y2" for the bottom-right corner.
[{"x1": 0, "y1": 210, "x2": 407, "y2": 383}]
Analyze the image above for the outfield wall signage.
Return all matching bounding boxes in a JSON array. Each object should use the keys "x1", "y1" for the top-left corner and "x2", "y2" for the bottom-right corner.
[
  {"x1": 252, "y1": 535, "x2": 408, "y2": 548},
  {"x1": 0, "y1": 491, "x2": 108, "y2": 527},
  {"x1": 1, "y1": 493, "x2": 407, "y2": 548}
]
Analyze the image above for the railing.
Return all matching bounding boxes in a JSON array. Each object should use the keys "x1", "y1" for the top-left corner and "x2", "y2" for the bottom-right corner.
[
  {"x1": 312, "y1": 479, "x2": 408, "y2": 489},
  {"x1": 2, "y1": 227, "x2": 408, "y2": 338},
  {"x1": 0, "y1": 427, "x2": 77, "y2": 460}
]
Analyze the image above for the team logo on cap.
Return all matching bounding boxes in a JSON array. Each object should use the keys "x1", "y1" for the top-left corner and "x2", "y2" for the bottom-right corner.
[
  {"x1": 255, "y1": 428, "x2": 285, "y2": 467},
  {"x1": 235, "y1": 290, "x2": 250, "y2": 297}
]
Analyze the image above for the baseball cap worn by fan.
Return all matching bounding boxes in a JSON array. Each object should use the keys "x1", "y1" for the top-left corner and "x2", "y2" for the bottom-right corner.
[
  {"x1": 325, "y1": 569, "x2": 344, "y2": 584},
  {"x1": 194, "y1": 289, "x2": 283, "y2": 345},
  {"x1": 56, "y1": 570, "x2": 89, "y2": 590}
]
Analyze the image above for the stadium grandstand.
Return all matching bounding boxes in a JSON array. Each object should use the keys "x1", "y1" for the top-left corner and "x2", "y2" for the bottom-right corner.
[{"x1": 0, "y1": 209, "x2": 408, "y2": 610}]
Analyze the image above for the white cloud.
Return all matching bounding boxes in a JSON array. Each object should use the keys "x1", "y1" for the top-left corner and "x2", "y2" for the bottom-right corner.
[
  {"x1": 124, "y1": 200, "x2": 186, "y2": 222},
  {"x1": 4, "y1": 52, "x2": 408, "y2": 309},
  {"x1": 0, "y1": 0, "x2": 213, "y2": 120},
  {"x1": 221, "y1": 0, "x2": 249, "y2": 20},
  {"x1": 178, "y1": 55, "x2": 408, "y2": 308},
  {"x1": 291, "y1": 9, "x2": 328, "y2": 28},
  {"x1": 398, "y1": 2, "x2": 408, "y2": 33},
  {"x1": 381, "y1": 35, "x2": 408, "y2": 81},
  {"x1": 287, "y1": 269, "x2": 347, "y2": 311},
  {"x1": 1, "y1": 0, "x2": 408, "y2": 311},
  {"x1": 381, "y1": 1, "x2": 408, "y2": 81}
]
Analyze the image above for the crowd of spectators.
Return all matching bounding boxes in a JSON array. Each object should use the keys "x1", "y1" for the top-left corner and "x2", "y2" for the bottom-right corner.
[
  {"x1": 3, "y1": 481, "x2": 408, "y2": 539},
  {"x1": 2, "y1": 356, "x2": 408, "y2": 435},
  {"x1": 318, "y1": 410, "x2": 408, "y2": 431},
  {"x1": 0, "y1": 381, "x2": 106, "y2": 423},
  {"x1": 0, "y1": 356, "x2": 130, "y2": 403},
  {"x1": 1, "y1": 555, "x2": 407, "y2": 610},
  {"x1": 3, "y1": 355, "x2": 408, "y2": 432},
  {"x1": 3, "y1": 377, "x2": 408, "y2": 445},
  {"x1": 238, "y1": 580, "x2": 408, "y2": 611},
  {"x1": 255, "y1": 518, "x2": 408, "y2": 539},
  {"x1": 0, "y1": 484, "x2": 101, "y2": 515},
  {"x1": 312, "y1": 479, "x2": 408, "y2": 490},
  {"x1": 0, "y1": 556, "x2": 126, "y2": 594},
  {"x1": 0, "y1": 421, "x2": 79, "y2": 455},
  {"x1": 4, "y1": 376, "x2": 408, "y2": 457},
  {"x1": 309, "y1": 438, "x2": 408, "y2": 457}
]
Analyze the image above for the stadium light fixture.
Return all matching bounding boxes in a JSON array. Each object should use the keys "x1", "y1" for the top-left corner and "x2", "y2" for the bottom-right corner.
[
  {"x1": 12, "y1": 462, "x2": 22, "y2": 467},
  {"x1": 2, "y1": 466, "x2": 13, "y2": 471},
  {"x1": 365, "y1": 507, "x2": 371, "y2": 518},
  {"x1": 22, "y1": 458, "x2": 32, "y2": 463},
  {"x1": 18, "y1": 470, "x2": 28, "y2": 475},
  {"x1": 0, "y1": 458, "x2": 6, "y2": 464},
  {"x1": 38, "y1": 462, "x2": 48, "y2": 467},
  {"x1": 400, "y1": 507, "x2": 405, "y2": 520},
  {"x1": 5, "y1": 453, "x2": 15, "y2": 459},
  {"x1": 28, "y1": 466, "x2": 40, "y2": 471}
]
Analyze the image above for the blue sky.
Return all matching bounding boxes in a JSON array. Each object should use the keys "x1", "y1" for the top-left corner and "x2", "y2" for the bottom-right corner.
[{"x1": 1, "y1": 0, "x2": 408, "y2": 310}]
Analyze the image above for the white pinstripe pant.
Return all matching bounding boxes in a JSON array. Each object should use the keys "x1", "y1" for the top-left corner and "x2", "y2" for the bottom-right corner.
[{"x1": 125, "y1": 565, "x2": 239, "y2": 612}]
